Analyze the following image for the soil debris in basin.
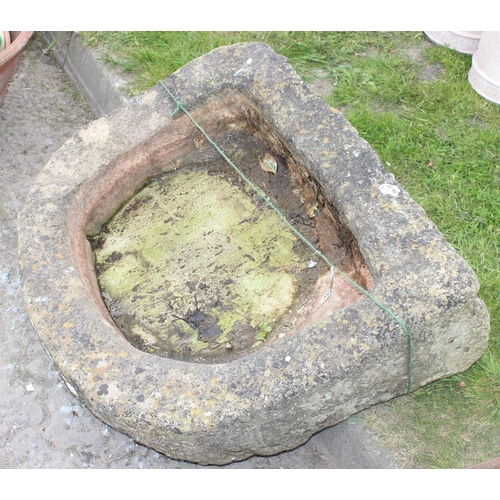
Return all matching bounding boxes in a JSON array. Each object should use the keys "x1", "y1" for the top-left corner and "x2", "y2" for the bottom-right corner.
[{"x1": 88, "y1": 130, "x2": 367, "y2": 362}]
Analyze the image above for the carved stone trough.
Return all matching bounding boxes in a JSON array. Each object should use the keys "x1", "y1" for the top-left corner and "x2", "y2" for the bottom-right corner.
[{"x1": 18, "y1": 43, "x2": 489, "y2": 465}]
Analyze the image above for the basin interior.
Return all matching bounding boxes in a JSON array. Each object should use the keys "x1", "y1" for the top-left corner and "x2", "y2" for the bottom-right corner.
[{"x1": 83, "y1": 90, "x2": 373, "y2": 363}]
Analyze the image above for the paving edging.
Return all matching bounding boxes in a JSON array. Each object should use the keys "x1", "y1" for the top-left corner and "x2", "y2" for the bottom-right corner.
[{"x1": 42, "y1": 31, "x2": 131, "y2": 117}]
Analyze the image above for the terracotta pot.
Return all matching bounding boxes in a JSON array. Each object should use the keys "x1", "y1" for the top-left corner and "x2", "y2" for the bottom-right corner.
[
  {"x1": 0, "y1": 31, "x2": 33, "y2": 103},
  {"x1": 1, "y1": 31, "x2": 11, "y2": 51},
  {"x1": 424, "y1": 31, "x2": 482, "y2": 54},
  {"x1": 468, "y1": 31, "x2": 500, "y2": 105}
]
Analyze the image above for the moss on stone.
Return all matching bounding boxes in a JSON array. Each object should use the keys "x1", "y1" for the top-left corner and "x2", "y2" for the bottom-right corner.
[{"x1": 93, "y1": 168, "x2": 305, "y2": 360}]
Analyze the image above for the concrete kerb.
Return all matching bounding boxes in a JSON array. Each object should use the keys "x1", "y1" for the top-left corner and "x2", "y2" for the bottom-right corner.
[{"x1": 42, "y1": 32, "x2": 131, "y2": 117}]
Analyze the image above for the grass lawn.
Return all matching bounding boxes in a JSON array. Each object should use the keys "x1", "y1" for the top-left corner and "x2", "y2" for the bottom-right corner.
[{"x1": 79, "y1": 31, "x2": 500, "y2": 468}]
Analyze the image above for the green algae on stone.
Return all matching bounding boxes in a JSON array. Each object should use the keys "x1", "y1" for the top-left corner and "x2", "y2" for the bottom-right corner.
[{"x1": 92, "y1": 167, "x2": 309, "y2": 362}]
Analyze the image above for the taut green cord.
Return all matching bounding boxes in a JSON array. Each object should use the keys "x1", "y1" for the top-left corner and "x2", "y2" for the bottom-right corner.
[{"x1": 161, "y1": 81, "x2": 413, "y2": 393}]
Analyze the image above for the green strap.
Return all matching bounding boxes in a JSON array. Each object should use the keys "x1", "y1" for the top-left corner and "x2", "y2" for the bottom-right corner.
[{"x1": 160, "y1": 81, "x2": 413, "y2": 393}]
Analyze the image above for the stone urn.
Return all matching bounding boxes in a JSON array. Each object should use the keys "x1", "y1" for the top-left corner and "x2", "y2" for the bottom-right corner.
[
  {"x1": 0, "y1": 31, "x2": 33, "y2": 103},
  {"x1": 468, "y1": 31, "x2": 500, "y2": 105},
  {"x1": 424, "y1": 31, "x2": 482, "y2": 54}
]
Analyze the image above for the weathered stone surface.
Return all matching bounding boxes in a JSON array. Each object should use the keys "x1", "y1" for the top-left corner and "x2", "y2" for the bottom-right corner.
[{"x1": 18, "y1": 42, "x2": 489, "y2": 465}]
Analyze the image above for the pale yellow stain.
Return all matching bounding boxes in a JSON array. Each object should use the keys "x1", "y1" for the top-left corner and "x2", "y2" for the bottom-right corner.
[
  {"x1": 142, "y1": 397, "x2": 159, "y2": 411},
  {"x1": 55, "y1": 253, "x2": 64, "y2": 259},
  {"x1": 93, "y1": 366, "x2": 107, "y2": 377},
  {"x1": 63, "y1": 322, "x2": 73, "y2": 329},
  {"x1": 105, "y1": 383, "x2": 122, "y2": 400},
  {"x1": 148, "y1": 111, "x2": 164, "y2": 130},
  {"x1": 79, "y1": 119, "x2": 110, "y2": 148},
  {"x1": 139, "y1": 89, "x2": 158, "y2": 105},
  {"x1": 45, "y1": 202, "x2": 58, "y2": 213}
]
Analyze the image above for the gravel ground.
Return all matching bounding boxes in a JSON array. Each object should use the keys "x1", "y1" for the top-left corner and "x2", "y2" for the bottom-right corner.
[{"x1": 0, "y1": 33, "x2": 397, "y2": 469}]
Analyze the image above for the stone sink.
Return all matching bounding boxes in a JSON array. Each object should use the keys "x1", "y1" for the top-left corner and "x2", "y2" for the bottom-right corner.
[{"x1": 18, "y1": 42, "x2": 489, "y2": 465}]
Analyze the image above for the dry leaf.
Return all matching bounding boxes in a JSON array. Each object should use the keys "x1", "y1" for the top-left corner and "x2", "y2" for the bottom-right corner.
[{"x1": 259, "y1": 152, "x2": 277, "y2": 174}]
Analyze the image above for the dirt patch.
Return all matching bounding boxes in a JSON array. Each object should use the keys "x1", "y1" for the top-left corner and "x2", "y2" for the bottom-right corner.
[
  {"x1": 307, "y1": 69, "x2": 335, "y2": 100},
  {"x1": 398, "y1": 38, "x2": 445, "y2": 83}
]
